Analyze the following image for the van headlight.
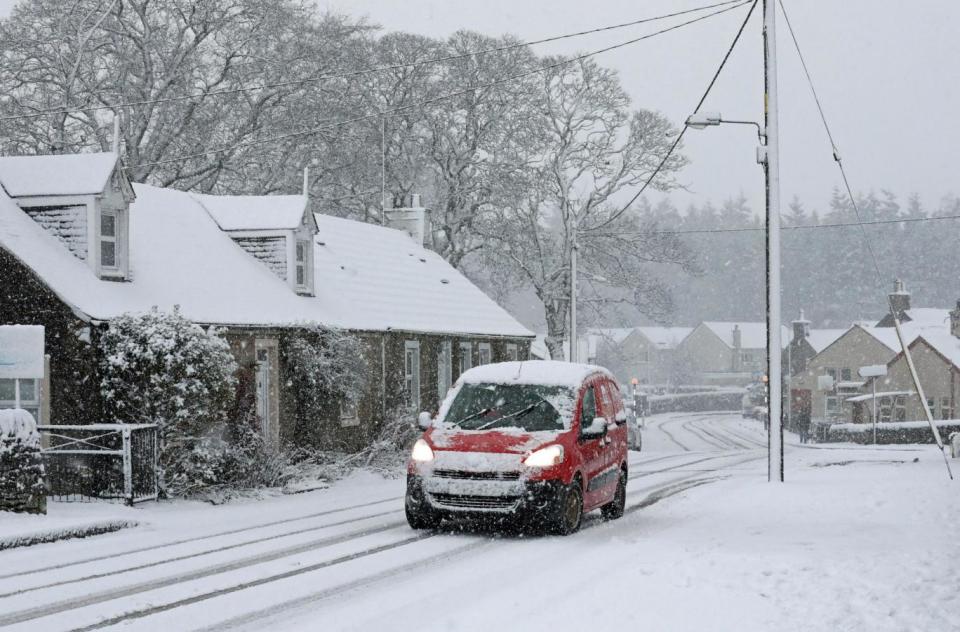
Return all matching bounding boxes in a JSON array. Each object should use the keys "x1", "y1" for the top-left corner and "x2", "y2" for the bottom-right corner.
[
  {"x1": 523, "y1": 444, "x2": 564, "y2": 468},
  {"x1": 411, "y1": 439, "x2": 434, "y2": 463}
]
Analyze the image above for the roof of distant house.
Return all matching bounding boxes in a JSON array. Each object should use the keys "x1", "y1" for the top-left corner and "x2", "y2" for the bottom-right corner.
[
  {"x1": 0, "y1": 182, "x2": 533, "y2": 338},
  {"x1": 805, "y1": 328, "x2": 847, "y2": 353},
  {"x1": 908, "y1": 331, "x2": 960, "y2": 369},
  {"x1": 701, "y1": 321, "x2": 790, "y2": 349},
  {"x1": 192, "y1": 193, "x2": 307, "y2": 231},
  {"x1": 0, "y1": 152, "x2": 118, "y2": 197},
  {"x1": 636, "y1": 326, "x2": 694, "y2": 349}
]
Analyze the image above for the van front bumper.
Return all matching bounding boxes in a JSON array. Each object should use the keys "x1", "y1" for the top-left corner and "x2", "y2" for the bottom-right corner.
[{"x1": 406, "y1": 473, "x2": 565, "y2": 521}]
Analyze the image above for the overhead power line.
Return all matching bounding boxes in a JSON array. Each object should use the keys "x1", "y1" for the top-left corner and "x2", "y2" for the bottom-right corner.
[
  {"x1": 778, "y1": 0, "x2": 952, "y2": 477},
  {"x1": 0, "y1": 0, "x2": 745, "y2": 124},
  {"x1": 585, "y1": 0, "x2": 759, "y2": 234},
  {"x1": 594, "y1": 212, "x2": 960, "y2": 237},
  {"x1": 126, "y1": 1, "x2": 752, "y2": 171}
]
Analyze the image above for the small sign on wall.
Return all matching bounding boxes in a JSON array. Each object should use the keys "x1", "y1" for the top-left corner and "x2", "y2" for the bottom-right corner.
[{"x1": 0, "y1": 325, "x2": 45, "y2": 379}]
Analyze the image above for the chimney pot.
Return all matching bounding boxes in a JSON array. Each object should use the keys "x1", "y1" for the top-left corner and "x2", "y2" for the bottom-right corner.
[{"x1": 888, "y1": 278, "x2": 911, "y2": 321}]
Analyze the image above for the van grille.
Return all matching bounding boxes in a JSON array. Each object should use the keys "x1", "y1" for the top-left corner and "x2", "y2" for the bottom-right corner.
[
  {"x1": 430, "y1": 493, "x2": 520, "y2": 510},
  {"x1": 432, "y1": 469, "x2": 521, "y2": 481}
]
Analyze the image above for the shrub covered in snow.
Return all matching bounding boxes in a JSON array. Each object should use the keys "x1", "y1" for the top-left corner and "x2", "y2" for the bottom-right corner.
[
  {"x1": 282, "y1": 327, "x2": 367, "y2": 448},
  {"x1": 0, "y1": 409, "x2": 46, "y2": 514},
  {"x1": 99, "y1": 307, "x2": 238, "y2": 495}
]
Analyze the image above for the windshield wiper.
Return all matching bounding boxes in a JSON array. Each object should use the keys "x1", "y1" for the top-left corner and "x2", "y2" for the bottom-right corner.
[
  {"x1": 474, "y1": 398, "x2": 546, "y2": 431},
  {"x1": 452, "y1": 407, "x2": 491, "y2": 427}
]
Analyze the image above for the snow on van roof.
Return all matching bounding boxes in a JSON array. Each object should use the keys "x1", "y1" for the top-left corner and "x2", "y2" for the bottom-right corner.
[
  {"x1": 0, "y1": 152, "x2": 117, "y2": 197},
  {"x1": 192, "y1": 193, "x2": 307, "y2": 231},
  {"x1": 458, "y1": 361, "x2": 613, "y2": 388}
]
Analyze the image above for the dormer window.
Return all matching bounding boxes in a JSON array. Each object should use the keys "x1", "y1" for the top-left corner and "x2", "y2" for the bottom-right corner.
[
  {"x1": 295, "y1": 238, "x2": 312, "y2": 294},
  {"x1": 97, "y1": 207, "x2": 126, "y2": 278}
]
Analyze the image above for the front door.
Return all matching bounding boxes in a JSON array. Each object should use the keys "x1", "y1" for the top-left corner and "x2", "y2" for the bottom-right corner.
[
  {"x1": 254, "y1": 339, "x2": 279, "y2": 446},
  {"x1": 255, "y1": 349, "x2": 271, "y2": 438}
]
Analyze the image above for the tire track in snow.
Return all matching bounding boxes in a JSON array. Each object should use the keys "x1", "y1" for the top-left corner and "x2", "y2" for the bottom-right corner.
[
  {"x1": 195, "y1": 457, "x2": 764, "y2": 632},
  {"x1": 0, "y1": 495, "x2": 404, "y2": 581},
  {"x1": 1, "y1": 452, "x2": 723, "y2": 627}
]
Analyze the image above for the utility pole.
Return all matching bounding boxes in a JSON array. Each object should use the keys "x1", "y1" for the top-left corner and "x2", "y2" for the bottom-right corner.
[
  {"x1": 569, "y1": 220, "x2": 579, "y2": 363},
  {"x1": 763, "y1": 0, "x2": 784, "y2": 482}
]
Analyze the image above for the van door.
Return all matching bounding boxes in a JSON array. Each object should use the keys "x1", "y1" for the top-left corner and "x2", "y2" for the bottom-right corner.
[{"x1": 578, "y1": 382, "x2": 609, "y2": 510}]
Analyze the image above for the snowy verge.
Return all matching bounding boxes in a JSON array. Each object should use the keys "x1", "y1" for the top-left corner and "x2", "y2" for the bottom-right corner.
[{"x1": 0, "y1": 502, "x2": 138, "y2": 550}]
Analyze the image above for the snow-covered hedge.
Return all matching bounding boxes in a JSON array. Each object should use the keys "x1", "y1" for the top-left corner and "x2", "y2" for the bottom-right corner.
[
  {"x1": 0, "y1": 409, "x2": 46, "y2": 514},
  {"x1": 647, "y1": 390, "x2": 744, "y2": 415},
  {"x1": 823, "y1": 420, "x2": 960, "y2": 445},
  {"x1": 99, "y1": 307, "x2": 238, "y2": 496},
  {"x1": 282, "y1": 327, "x2": 367, "y2": 449}
]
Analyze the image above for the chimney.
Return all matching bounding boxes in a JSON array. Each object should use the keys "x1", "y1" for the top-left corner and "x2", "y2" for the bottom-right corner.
[
  {"x1": 112, "y1": 115, "x2": 120, "y2": 154},
  {"x1": 792, "y1": 309, "x2": 811, "y2": 342},
  {"x1": 951, "y1": 300, "x2": 960, "y2": 338},
  {"x1": 888, "y1": 278, "x2": 911, "y2": 321},
  {"x1": 731, "y1": 324, "x2": 742, "y2": 371},
  {"x1": 384, "y1": 193, "x2": 430, "y2": 246}
]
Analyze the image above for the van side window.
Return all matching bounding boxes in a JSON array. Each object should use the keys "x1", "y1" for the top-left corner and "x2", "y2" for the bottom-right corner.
[{"x1": 580, "y1": 385, "x2": 596, "y2": 429}]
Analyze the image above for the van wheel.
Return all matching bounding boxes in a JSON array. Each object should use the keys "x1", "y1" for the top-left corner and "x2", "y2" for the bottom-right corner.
[
  {"x1": 551, "y1": 481, "x2": 583, "y2": 535},
  {"x1": 405, "y1": 492, "x2": 441, "y2": 530},
  {"x1": 601, "y1": 469, "x2": 627, "y2": 520}
]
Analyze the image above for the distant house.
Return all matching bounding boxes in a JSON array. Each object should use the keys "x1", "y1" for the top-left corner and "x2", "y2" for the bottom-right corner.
[
  {"x1": 789, "y1": 281, "x2": 950, "y2": 423},
  {"x1": 0, "y1": 152, "x2": 533, "y2": 450},
  {"x1": 849, "y1": 302, "x2": 960, "y2": 424},
  {"x1": 586, "y1": 326, "x2": 692, "y2": 386},
  {"x1": 783, "y1": 311, "x2": 845, "y2": 377},
  {"x1": 676, "y1": 321, "x2": 789, "y2": 386}
]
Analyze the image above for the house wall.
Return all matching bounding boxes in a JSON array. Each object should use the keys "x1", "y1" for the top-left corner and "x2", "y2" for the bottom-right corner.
[
  {"x1": 868, "y1": 340, "x2": 957, "y2": 421},
  {"x1": 792, "y1": 327, "x2": 895, "y2": 421},
  {"x1": 0, "y1": 249, "x2": 103, "y2": 425},
  {"x1": 676, "y1": 325, "x2": 731, "y2": 375}
]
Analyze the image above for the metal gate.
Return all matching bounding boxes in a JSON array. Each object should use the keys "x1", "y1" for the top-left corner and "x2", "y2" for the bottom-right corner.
[{"x1": 38, "y1": 424, "x2": 159, "y2": 505}]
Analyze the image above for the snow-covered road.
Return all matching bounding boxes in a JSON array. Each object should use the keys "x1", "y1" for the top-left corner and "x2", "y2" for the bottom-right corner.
[{"x1": 1, "y1": 413, "x2": 956, "y2": 632}]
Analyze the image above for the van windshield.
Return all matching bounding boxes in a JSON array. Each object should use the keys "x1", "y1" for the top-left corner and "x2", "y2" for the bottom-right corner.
[{"x1": 444, "y1": 383, "x2": 573, "y2": 432}]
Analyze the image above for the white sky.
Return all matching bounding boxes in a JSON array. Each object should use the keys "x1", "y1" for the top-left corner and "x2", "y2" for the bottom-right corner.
[{"x1": 2, "y1": 0, "x2": 958, "y2": 216}]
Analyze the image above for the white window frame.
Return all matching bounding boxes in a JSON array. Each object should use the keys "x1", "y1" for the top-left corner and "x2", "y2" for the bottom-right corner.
[
  {"x1": 294, "y1": 238, "x2": 312, "y2": 293},
  {"x1": 459, "y1": 342, "x2": 473, "y2": 377},
  {"x1": 940, "y1": 397, "x2": 953, "y2": 420},
  {"x1": 478, "y1": 342, "x2": 492, "y2": 366},
  {"x1": 0, "y1": 378, "x2": 41, "y2": 423},
  {"x1": 437, "y1": 341, "x2": 452, "y2": 401},
  {"x1": 404, "y1": 340, "x2": 421, "y2": 410},
  {"x1": 99, "y1": 208, "x2": 122, "y2": 276},
  {"x1": 505, "y1": 343, "x2": 518, "y2": 362}
]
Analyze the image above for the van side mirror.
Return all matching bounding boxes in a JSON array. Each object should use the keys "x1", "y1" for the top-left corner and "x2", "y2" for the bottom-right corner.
[
  {"x1": 417, "y1": 411, "x2": 433, "y2": 430},
  {"x1": 581, "y1": 417, "x2": 607, "y2": 440}
]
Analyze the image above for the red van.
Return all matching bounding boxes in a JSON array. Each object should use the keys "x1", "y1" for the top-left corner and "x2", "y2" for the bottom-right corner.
[{"x1": 405, "y1": 361, "x2": 629, "y2": 535}]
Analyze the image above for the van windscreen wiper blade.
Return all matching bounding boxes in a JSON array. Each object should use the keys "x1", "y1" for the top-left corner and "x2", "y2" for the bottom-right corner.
[
  {"x1": 475, "y1": 398, "x2": 546, "y2": 430},
  {"x1": 452, "y1": 407, "x2": 491, "y2": 427}
]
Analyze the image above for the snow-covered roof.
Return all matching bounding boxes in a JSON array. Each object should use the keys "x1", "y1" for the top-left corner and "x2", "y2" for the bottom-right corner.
[
  {"x1": 701, "y1": 321, "x2": 790, "y2": 349},
  {"x1": 805, "y1": 329, "x2": 847, "y2": 353},
  {"x1": 530, "y1": 335, "x2": 550, "y2": 360},
  {"x1": 585, "y1": 328, "x2": 634, "y2": 358},
  {"x1": 0, "y1": 152, "x2": 117, "y2": 197},
  {"x1": 902, "y1": 308, "x2": 950, "y2": 328},
  {"x1": 458, "y1": 360, "x2": 612, "y2": 388},
  {"x1": 846, "y1": 390, "x2": 915, "y2": 403},
  {"x1": 911, "y1": 331, "x2": 960, "y2": 369},
  {"x1": 311, "y1": 213, "x2": 531, "y2": 336},
  {"x1": 0, "y1": 184, "x2": 532, "y2": 338},
  {"x1": 636, "y1": 326, "x2": 693, "y2": 349},
  {"x1": 193, "y1": 193, "x2": 307, "y2": 231}
]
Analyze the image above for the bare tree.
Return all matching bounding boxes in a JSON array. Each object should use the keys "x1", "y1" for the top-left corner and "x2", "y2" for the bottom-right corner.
[
  {"x1": 0, "y1": 0, "x2": 369, "y2": 191},
  {"x1": 480, "y1": 57, "x2": 695, "y2": 359}
]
